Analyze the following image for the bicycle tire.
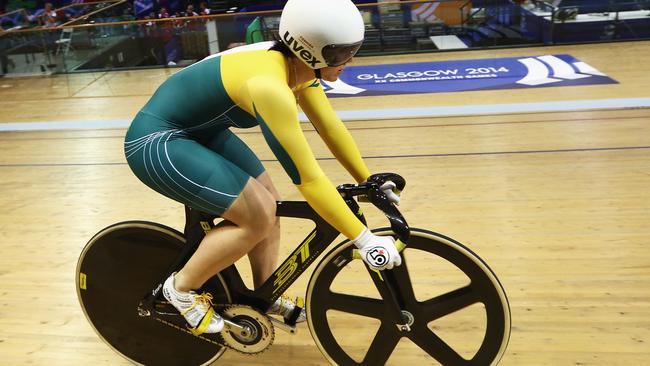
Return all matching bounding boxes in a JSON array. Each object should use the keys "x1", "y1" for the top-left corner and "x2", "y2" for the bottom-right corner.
[
  {"x1": 306, "y1": 228, "x2": 511, "y2": 366},
  {"x1": 76, "y1": 221, "x2": 231, "y2": 366}
]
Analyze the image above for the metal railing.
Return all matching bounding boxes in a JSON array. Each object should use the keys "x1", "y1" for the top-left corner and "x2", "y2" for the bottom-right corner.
[
  {"x1": 520, "y1": 0, "x2": 650, "y2": 45},
  {"x1": 1, "y1": 0, "x2": 648, "y2": 76}
]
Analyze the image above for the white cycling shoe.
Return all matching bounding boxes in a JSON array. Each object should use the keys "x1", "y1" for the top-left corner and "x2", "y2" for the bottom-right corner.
[
  {"x1": 268, "y1": 295, "x2": 306, "y2": 323},
  {"x1": 162, "y1": 273, "x2": 224, "y2": 334}
]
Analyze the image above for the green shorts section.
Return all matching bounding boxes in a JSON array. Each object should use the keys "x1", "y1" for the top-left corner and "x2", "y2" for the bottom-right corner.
[{"x1": 124, "y1": 112, "x2": 265, "y2": 216}]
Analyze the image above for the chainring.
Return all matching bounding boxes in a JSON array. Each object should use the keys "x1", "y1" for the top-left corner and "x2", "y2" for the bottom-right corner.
[{"x1": 220, "y1": 305, "x2": 275, "y2": 354}]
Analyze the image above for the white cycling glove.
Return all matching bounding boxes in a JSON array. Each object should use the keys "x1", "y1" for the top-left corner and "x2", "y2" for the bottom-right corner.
[
  {"x1": 380, "y1": 181, "x2": 401, "y2": 205},
  {"x1": 353, "y1": 228, "x2": 402, "y2": 271}
]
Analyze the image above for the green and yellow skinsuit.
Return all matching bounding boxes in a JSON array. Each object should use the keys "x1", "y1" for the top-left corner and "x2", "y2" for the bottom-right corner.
[{"x1": 125, "y1": 42, "x2": 369, "y2": 239}]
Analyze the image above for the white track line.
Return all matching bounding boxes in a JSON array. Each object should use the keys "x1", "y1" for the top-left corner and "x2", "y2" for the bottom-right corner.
[{"x1": 1, "y1": 97, "x2": 649, "y2": 132}]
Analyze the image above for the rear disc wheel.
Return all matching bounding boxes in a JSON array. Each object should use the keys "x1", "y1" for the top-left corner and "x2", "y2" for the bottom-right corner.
[{"x1": 76, "y1": 221, "x2": 230, "y2": 366}]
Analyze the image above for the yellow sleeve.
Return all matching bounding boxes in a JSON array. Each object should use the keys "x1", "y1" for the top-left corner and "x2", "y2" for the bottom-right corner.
[
  {"x1": 241, "y1": 76, "x2": 366, "y2": 240},
  {"x1": 297, "y1": 81, "x2": 371, "y2": 184}
]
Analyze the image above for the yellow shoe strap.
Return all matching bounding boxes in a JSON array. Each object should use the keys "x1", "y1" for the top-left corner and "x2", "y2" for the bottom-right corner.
[{"x1": 190, "y1": 307, "x2": 216, "y2": 336}]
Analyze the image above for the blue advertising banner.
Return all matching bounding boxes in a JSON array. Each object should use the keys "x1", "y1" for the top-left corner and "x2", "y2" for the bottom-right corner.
[
  {"x1": 134, "y1": 0, "x2": 153, "y2": 17},
  {"x1": 322, "y1": 54, "x2": 617, "y2": 97}
]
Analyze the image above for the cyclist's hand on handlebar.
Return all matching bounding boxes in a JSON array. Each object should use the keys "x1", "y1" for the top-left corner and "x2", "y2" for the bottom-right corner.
[
  {"x1": 353, "y1": 228, "x2": 402, "y2": 270},
  {"x1": 380, "y1": 180, "x2": 401, "y2": 205}
]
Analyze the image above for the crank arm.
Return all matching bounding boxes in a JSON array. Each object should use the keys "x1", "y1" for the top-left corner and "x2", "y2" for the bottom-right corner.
[
  {"x1": 222, "y1": 316, "x2": 252, "y2": 337},
  {"x1": 269, "y1": 317, "x2": 297, "y2": 334}
]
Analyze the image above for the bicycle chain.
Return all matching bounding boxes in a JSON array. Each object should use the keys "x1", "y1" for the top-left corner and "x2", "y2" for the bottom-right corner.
[
  {"x1": 153, "y1": 316, "x2": 225, "y2": 347},
  {"x1": 153, "y1": 304, "x2": 274, "y2": 356}
]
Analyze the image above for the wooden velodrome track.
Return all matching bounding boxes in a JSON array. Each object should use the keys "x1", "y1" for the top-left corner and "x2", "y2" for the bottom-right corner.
[{"x1": 0, "y1": 41, "x2": 649, "y2": 365}]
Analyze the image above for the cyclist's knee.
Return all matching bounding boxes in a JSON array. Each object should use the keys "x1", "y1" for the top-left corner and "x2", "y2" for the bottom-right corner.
[
  {"x1": 247, "y1": 199, "x2": 277, "y2": 238},
  {"x1": 223, "y1": 178, "x2": 277, "y2": 240},
  {"x1": 255, "y1": 172, "x2": 281, "y2": 201}
]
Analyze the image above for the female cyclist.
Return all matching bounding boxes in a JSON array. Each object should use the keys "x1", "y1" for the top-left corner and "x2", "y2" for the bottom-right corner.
[{"x1": 124, "y1": 0, "x2": 402, "y2": 335}]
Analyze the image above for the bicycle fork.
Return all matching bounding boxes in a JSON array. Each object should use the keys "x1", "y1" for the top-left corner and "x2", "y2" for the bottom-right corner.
[
  {"x1": 351, "y1": 239, "x2": 413, "y2": 333},
  {"x1": 343, "y1": 186, "x2": 413, "y2": 333},
  {"x1": 369, "y1": 265, "x2": 414, "y2": 333}
]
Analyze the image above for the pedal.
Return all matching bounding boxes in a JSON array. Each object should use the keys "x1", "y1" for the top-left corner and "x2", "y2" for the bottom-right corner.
[
  {"x1": 283, "y1": 296, "x2": 304, "y2": 328},
  {"x1": 269, "y1": 317, "x2": 297, "y2": 334}
]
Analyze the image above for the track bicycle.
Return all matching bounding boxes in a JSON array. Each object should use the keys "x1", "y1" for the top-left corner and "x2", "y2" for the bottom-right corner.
[{"x1": 76, "y1": 173, "x2": 511, "y2": 365}]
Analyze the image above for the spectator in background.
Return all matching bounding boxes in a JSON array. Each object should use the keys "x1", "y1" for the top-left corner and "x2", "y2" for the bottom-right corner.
[
  {"x1": 158, "y1": 7, "x2": 169, "y2": 19},
  {"x1": 186, "y1": 4, "x2": 198, "y2": 16},
  {"x1": 143, "y1": 12, "x2": 155, "y2": 28},
  {"x1": 41, "y1": 2, "x2": 58, "y2": 27},
  {"x1": 157, "y1": 8, "x2": 178, "y2": 66},
  {"x1": 25, "y1": 9, "x2": 40, "y2": 27},
  {"x1": 118, "y1": 6, "x2": 135, "y2": 21},
  {"x1": 0, "y1": 23, "x2": 10, "y2": 76},
  {"x1": 199, "y1": 2, "x2": 210, "y2": 15}
]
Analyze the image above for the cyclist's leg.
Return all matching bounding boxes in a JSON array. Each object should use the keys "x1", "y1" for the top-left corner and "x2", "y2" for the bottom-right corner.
[
  {"x1": 199, "y1": 129, "x2": 282, "y2": 288},
  {"x1": 175, "y1": 176, "x2": 278, "y2": 291},
  {"x1": 245, "y1": 172, "x2": 281, "y2": 288},
  {"x1": 199, "y1": 130, "x2": 305, "y2": 321},
  {"x1": 125, "y1": 123, "x2": 278, "y2": 293}
]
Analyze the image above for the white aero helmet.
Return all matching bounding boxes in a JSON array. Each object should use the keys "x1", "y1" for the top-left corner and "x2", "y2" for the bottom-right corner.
[{"x1": 279, "y1": 0, "x2": 365, "y2": 69}]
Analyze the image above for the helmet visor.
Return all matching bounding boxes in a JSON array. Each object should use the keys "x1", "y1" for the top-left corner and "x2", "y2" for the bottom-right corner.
[{"x1": 322, "y1": 40, "x2": 363, "y2": 67}]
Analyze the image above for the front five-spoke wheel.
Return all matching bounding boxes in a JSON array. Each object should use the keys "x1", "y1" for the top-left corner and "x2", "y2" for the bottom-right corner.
[{"x1": 306, "y1": 228, "x2": 510, "y2": 365}]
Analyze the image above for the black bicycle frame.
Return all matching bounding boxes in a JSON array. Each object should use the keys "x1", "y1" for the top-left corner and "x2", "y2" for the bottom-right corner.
[
  {"x1": 140, "y1": 173, "x2": 409, "y2": 318},
  {"x1": 223, "y1": 199, "x2": 362, "y2": 311}
]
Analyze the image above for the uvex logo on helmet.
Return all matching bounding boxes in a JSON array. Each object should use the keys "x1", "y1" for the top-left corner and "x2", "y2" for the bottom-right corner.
[{"x1": 283, "y1": 31, "x2": 321, "y2": 68}]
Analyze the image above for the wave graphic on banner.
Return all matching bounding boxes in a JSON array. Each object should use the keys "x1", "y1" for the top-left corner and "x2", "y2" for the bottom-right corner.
[
  {"x1": 411, "y1": 2, "x2": 441, "y2": 23},
  {"x1": 321, "y1": 79, "x2": 366, "y2": 95},
  {"x1": 322, "y1": 54, "x2": 616, "y2": 97},
  {"x1": 516, "y1": 55, "x2": 604, "y2": 86}
]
